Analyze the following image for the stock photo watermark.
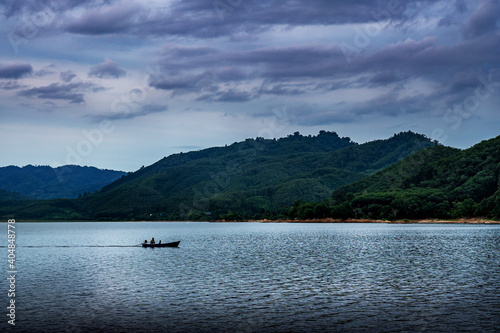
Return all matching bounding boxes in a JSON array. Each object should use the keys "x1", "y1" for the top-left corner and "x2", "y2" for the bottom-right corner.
[
  {"x1": 53, "y1": 65, "x2": 164, "y2": 182},
  {"x1": 6, "y1": 219, "x2": 16, "y2": 326},
  {"x1": 442, "y1": 69, "x2": 500, "y2": 131},
  {"x1": 340, "y1": 0, "x2": 404, "y2": 63},
  {"x1": 7, "y1": 1, "x2": 61, "y2": 54}
]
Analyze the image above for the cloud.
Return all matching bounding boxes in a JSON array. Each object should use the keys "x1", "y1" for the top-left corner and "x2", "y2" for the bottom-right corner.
[
  {"x1": 17, "y1": 82, "x2": 102, "y2": 104},
  {"x1": 120, "y1": 0, "x2": 417, "y2": 39},
  {"x1": 369, "y1": 72, "x2": 402, "y2": 86},
  {"x1": 347, "y1": 91, "x2": 433, "y2": 118},
  {"x1": 197, "y1": 89, "x2": 254, "y2": 102},
  {"x1": 60, "y1": 70, "x2": 77, "y2": 82},
  {"x1": 0, "y1": 0, "x2": 108, "y2": 18},
  {"x1": 34, "y1": 65, "x2": 56, "y2": 77},
  {"x1": 64, "y1": 1, "x2": 144, "y2": 35},
  {"x1": 149, "y1": 72, "x2": 217, "y2": 95},
  {"x1": 38, "y1": 101, "x2": 58, "y2": 113},
  {"x1": 87, "y1": 104, "x2": 169, "y2": 122},
  {"x1": 448, "y1": 71, "x2": 483, "y2": 94},
  {"x1": 0, "y1": 81, "x2": 25, "y2": 90},
  {"x1": 462, "y1": 0, "x2": 500, "y2": 39},
  {"x1": 258, "y1": 83, "x2": 306, "y2": 96},
  {"x1": 455, "y1": 0, "x2": 468, "y2": 13},
  {"x1": 88, "y1": 58, "x2": 126, "y2": 79},
  {"x1": 2, "y1": 0, "x2": 429, "y2": 40},
  {"x1": 0, "y1": 62, "x2": 33, "y2": 79},
  {"x1": 252, "y1": 103, "x2": 357, "y2": 126},
  {"x1": 143, "y1": 31, "x2": 500, "y2": 117}
]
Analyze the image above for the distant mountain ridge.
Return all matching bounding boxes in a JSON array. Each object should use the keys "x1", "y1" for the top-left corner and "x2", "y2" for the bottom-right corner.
[
  {"x1": 0, "y1": 165, "x2": 126, "y2": 199},
  {"x1": 0, "y1": 130, "x2": 443, "y2": 221},
  {"x1": 82, "y1": 130, "x2": 437, "y2": 221}
]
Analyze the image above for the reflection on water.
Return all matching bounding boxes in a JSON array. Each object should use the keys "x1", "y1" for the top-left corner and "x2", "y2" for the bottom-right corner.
[{"x1": 1, "y1": 222, "x2": 499, "y2": 332}]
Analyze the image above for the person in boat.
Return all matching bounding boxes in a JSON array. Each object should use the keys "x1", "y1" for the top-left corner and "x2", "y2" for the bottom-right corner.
[
  {"x1": 144, "y1": 239, "x2": 148, "y2": 244},
  {"x1": 159, "y1": 240, "x2": 161, "y2": 244},
  {"x1": 150, "y1": 237, "x2": 155, "y2": 244}
]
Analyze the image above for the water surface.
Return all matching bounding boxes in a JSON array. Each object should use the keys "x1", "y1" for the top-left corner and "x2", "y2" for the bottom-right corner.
[{"x1": 1, "y1": 222, "x2": 499, "y2": 332}]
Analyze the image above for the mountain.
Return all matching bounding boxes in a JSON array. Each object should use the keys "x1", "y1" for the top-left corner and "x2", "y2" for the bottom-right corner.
[
  {"x1": 79, "y1": 130, "x2": 437, "y2": 221},
  {"x1": 0, "y1": 188, "x2": 29, "y2": 203},
  {"x1": 0, "y1": 189, "x2": 31, "y2": 220},
  {"x1": 0, "y1": 130, "x2": 440, "y2": 221},
  {"x1": 0, "y1": 165, "x2": 126, "y2": 199},
  {"x1": 290, "y1": 135, "x2": 500, "y2": 220}
]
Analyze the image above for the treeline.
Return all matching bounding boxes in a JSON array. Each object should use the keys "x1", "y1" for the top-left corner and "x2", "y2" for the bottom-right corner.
[
  {"x1": 2, "y1": 132, "x2": 498, "y2": 222},
  {"x1": 288, "y1": 136, "x2": 500, "y2": 220},
  {"x1": 288, "y1": 190, "x2": 500, "y2": 220}
]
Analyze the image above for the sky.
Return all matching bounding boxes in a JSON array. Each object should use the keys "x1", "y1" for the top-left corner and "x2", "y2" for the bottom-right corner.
[{"x1": 0, "y1": 0, "x2": 499, "y2": 171}]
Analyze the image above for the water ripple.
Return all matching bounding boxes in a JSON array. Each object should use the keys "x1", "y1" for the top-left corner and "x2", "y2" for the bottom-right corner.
[{"x1": 2, "y1": 222, "x2": 499, "y2": 332}]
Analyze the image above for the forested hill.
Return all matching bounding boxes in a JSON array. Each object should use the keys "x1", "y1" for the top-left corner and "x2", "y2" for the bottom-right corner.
[
  {"x1": 0, "y1": 165, "x2": 126, "y2": 199},
  {"x1": 0, "y1": 188, "x2": 29, "y2": 203},
  {"x1": 290, "y1": 135, "x2": 500, "y2": 220},
  {"x1": 0, "y1": 130, "x2": 440, "y2": 221},
  {"x1": 80, "y1": 130, "x2": 436, "y2": 221}
]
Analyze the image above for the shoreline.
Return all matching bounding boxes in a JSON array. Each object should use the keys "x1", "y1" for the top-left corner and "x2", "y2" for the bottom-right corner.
[
  {"x1": 234, "y1": 218, "x2": 500, "y2": 224},
  {"x1": 6, "y1": 218, "x2": 500, "y2": 224}
]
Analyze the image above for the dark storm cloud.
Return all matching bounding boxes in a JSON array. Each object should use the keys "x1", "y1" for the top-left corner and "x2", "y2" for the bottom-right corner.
[
  {"x1": 88, "y1": 58, "x2": 126, "y2": 79},
  {"x1": 369, "y1": 72, "x2": 403, "y2": 86},
  {"x1": 448, "y1": 71, "x2": 484, "y2": 93},
  {"x1": 150, "y1": 44, "x2": 347, "y2": 93},
  {"x1": 0, "y1": 63, "x2": 33, "y2": 79},
  {"x1": 64, "y1": 2, "x2": 143, "y2": 35},
  {"x1": 145, "y1": 0, "x2": 394, "y2": 38},
  {"x1": 0, "y1": 0, "x2": 112, "y2": 17},
  {"x1": 87, "y1": 104, "x2": 168, "y2": 122},
  {"x1": 258, "y1": 83, "x2": 307, "y2": 96},
  {"x1": 150, "y1": 35, "x2": 500, "y2": 91},
  {"x1": 142, "y1": 0, "x2": 435, "y2": 38},
  {"x1": 13, "y1": 0, "x2": 430, "y2": 39},
  {"x1": 3, "y1": 0, "x2": 499, "y2": 128},
  {"x1": 462, "y1": 0, "x2": 500, "y2": 39},
  {"x1": 2, "y1": 0, "x2": 490, "y2": 47},
  {"x1": 144, "y1": 27, "x2": 500, "y2": 129},
  {"x1": 150, "y1": 74, "x2": 206, "y2": 90},
  {"x1": 197, "y1": 89, "x2": 254, "y2": 102},
  {"x1": 17, "y1": 82, "x2": 103, "y2": 104},
  {"x1": 455, "y1": 0, "x2": 468, "y2": 13},
  {"x1": 149, "y1": 72, "x2": 218, "y2": 95}
]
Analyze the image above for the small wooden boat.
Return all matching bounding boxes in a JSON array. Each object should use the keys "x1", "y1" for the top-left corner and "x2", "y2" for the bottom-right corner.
[{"x1": 142, "y1": 241, "x2": 180, "y2": 248}]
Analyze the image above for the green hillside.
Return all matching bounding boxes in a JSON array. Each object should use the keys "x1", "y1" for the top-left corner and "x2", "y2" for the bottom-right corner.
[
  {"x1": 1, "y1": 130, "x2": 441, "y2": 221},
  {"x1": 290, "y1": 135, "x2": 500, "y2": 220},
  {"x1": 81, "y1": 130, "x2": 436, "y2": 221},
  {"x1": 0, "y1": 188, "x2": 28, "y2": 203}
]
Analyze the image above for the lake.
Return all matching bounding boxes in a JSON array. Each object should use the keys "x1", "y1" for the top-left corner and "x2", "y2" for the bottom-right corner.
[{"x1": 1, "y1": 222, "x2": 499, "y2": 332}]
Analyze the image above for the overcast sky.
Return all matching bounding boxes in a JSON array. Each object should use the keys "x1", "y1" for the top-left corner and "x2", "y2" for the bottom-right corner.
[{"x1": 1, "y1": 0, "x2": 499, "y2": 171}]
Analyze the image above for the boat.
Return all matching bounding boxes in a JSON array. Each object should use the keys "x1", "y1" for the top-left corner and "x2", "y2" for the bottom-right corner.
[{"x1": 142, "y1": 241, "x2": 180, "y2": 248}]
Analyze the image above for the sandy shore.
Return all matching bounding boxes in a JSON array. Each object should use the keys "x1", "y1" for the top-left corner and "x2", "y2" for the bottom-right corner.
[{"x1": 232, "y1": 218, "x2": 500, "y2": 224}]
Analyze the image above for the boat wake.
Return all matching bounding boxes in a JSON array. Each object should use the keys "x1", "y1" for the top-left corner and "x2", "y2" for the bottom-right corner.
[{"x1": 0, "y1": 245, "x2": 143, "y2": 248}]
